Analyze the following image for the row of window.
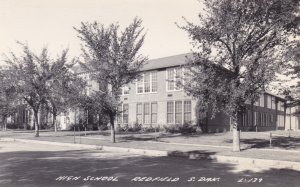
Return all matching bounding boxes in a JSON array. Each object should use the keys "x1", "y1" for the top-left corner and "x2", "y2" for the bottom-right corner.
[
  {"x1": 241, "y1": 110, "x2": 276, "y2": 127},
  {"x1": 137, "y1": 102, "x2": 157, "y2": 124},
  {"x1": 136, "y1": 71, "x2": 158, "y2": 93},
  {"x1": 120, "y1": 67, "x2": 192, "y2": 95},
  {"x1": 254, "y1": 94, "x2": 285, "y2": 111},
  {"x1": 167, "y1": 100, "x2": 192, "y2": 124},
  {"x1": 116, "y1": 100, "x2": 192, "y2": 125}
]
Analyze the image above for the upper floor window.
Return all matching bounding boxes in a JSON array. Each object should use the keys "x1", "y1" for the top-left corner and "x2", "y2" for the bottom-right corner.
[
  {"x1": 259, "y1": 94, "x2": 264, "y2": 107},
  {"x1": 120, "y1": 85, "x2": 130, "y2": 95},
  {"x1": 271, "y1": 97, "x2": 276, "y2": 110},
  {"x1": 136, "y1": 71, "x2": 158, "y2": 94},
  {"x1": 166, "y1": 67, "x2": 185, "y2": 91}
]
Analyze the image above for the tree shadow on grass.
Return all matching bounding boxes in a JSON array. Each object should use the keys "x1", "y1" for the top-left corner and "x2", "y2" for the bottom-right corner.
[
  {"x1": 224, "y1": 136, "x2": 300, "y2": 150},
  {"x1": 0, "y1": 148, "x2": 300, "y2": 187}
]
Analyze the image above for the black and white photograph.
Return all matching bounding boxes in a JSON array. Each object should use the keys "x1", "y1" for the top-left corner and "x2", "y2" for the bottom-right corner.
[{"x1": 0, "y1": 0, "x2": 300, "y2": 186}]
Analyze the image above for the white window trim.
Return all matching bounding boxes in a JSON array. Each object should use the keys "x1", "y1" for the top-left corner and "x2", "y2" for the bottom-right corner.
[
  {"x1": 167, "y1": 100, "x2": 192, "y2": 124},
  {"x1": 166, "y1": 67, "x2": 184, "y2": 92},
  {"x1": 121, "y1": 85, "x2": 130, "y2": 95},
  {"x1": 135, "y1": 71, "x2": 158, "y2": 94}
]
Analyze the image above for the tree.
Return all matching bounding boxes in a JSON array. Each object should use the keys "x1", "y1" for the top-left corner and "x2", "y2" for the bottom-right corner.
[
  {"x1": 74, "y1": 17, "x2": 147, "y2": 142},
  {"x1": 180, "y1": 0, "x2": 300, "y2": 151},
  {"x1": 5, "y1": 43, "x2": 79, "y2": 137},
  {"x1": 0, "y1": 68, "x2": 18, "y2": 131},
  {"x1": 47, "y1": 65, "x2": 86, "y2": 132},
  {"x1": 279, "y1": 42, "x2": 300, "y2": 103}
]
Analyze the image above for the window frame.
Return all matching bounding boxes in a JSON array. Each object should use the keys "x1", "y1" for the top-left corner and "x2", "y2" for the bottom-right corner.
[{"x1": 136, "y1": 71, "x2": 158, "y2": 94}]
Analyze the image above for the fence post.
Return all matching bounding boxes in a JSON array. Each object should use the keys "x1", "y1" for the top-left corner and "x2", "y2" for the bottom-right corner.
[{"x1": 269, "y1": 132, "x2": 272, "y2": 147}]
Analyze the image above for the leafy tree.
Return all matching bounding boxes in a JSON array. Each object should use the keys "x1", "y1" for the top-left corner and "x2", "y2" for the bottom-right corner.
[
  {"x1": 180, "y1": 0, "x2": 300, "y2": 151},
  {"x1": 5, "y1": 43, "x2": 79, "y2": 137},
  {"x1": 279, "y1": 42, "x2": 300, "y2": 103},
  {"x1": 47, "y1": 64, "x2": 86, "y2": 132},
  {"x1": 0, "y1": 68, "x2": 18, "y2": 131},
  {"x1": 74, "y1": 17, "x2": 147, "y2": 142}
]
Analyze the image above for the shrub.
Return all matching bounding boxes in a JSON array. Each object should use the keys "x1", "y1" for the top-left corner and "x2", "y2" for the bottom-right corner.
[
  {"x1": 164, "y1": 122, "x2": 197, "y2": 134},
  {"x1": 142, "y1": 126, "x2": 161, "y2": 133},
  {"x1": 127, "y1": 123, "x2": 142, "y2": 132}
]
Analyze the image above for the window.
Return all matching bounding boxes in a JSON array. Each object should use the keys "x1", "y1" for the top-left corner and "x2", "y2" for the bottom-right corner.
[
  {"x1": 278, "y1": 101, "x2": 284, "y2": 111},
  {"x1": 263, "y1": 113, "x2": 267, "y2": 126},
  {"x1": 136, "y1": 103, "x2": 143, "y2": 124},
  {"x1": 254, "y1": 112, "x2": 257, "y2": 126},
  {"x1": 248, "y1": 110, "x2": 252, "y2": 126},
  {"x1": 151, "y1": 72, "x2": 157, "y2": 92},
  {"x1": 137, "y1": 76, "x2": 144, "y2": 93},
  {"x1": 144, "y1": 72, "x2": 150, "y2": 93},
  {"x1": 175, "y1": 101, "x2": 182, "y2": 124},
  {"x1": 123, "y1": 104, "x2": 129, "y2": 124},
  {"x1": 151, "y1": 103, "x2": 157, "y2": 123},
  {"x1": 167, "y1": 69, "x2": 175, "y2": 91},
  {"x1": 136, "y1": 71, "x2": 158, "y2": 93},
  {"x1": 167, "y1": 68, "x2": 183, "y2": 91},
  {"x1": 267, "y1": 95, "x2": 272, "y2": 109},
  {"x1": 254, "y1": 98, "x2": 260, "y2": 106},
  {"x1": 184, "y1": 101, "x2": 192, "y2": 122},
  {"x1": 117, "y1": 105, "x2": 123, "y2": 124},
  {"x1": 259, "y1": 94, "x2": 264, "y2": 107},
  {"x1": 123, "y1": 86, "x2": 130, "y2": 95},
  {"x1": 183, "y1": 68, "x2": 192, "y2": 85},
  {"x1": 258, "y1": 112, "x2": 262, "y2": 126},
  {"x1": 175, "y1": 68, "x2": 182, "y2": 89},
  {"x1": 271, "y1": 97, "x2": 276, "y2": 110},
  {"x1": 117, "y1": 104, "x2": 129, "y2": 124},
  {"x1": 167, "y1": 102, "x2": 174, "y2": 124},
  {"x1": 144, "y1": 103, "x2": 150, "y2": 124}
]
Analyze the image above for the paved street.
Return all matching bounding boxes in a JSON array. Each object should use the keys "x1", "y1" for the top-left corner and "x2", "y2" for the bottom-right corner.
[{"x1": 0, "y1": 141, "x2": 300, "y2": 187}]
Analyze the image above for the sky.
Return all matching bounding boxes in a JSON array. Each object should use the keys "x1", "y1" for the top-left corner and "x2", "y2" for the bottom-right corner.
[{"x1": 0, "y1": 0, "x2": 203, "y2": 64}]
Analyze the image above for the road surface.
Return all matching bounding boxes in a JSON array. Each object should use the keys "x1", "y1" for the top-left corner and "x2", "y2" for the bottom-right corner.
[{"x1": 0, "y1": 140, "x2": 299, "y2": 187}]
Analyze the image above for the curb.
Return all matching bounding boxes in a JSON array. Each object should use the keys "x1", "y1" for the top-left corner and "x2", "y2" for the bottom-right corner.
[
  {"x1": 0, "y1": 138, "x2": 168, "y2": 157},
  {"x1": 2, "y1": 137, "x2": 300, "y2": 171}
]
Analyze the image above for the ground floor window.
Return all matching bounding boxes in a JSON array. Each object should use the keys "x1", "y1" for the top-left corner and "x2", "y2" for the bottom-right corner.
[
  {"x1": 184, "y1": 101, "x2": 192, "y2": 122},
  {"x1": 137, "y1": 103, "x2": 143, "y2": 124},
  {"x1": 123, "y1": 104, "x2": 129, "y2": 124},
  {"x1": 151, "y1": 103, "x2": 157, "y2": 124},
  {"x1": 117, "y1": 104, "x2": 129, "y2": 125},
  {"x1": 137, "y1": 102, "x2": 158, "y2": 125},
  {"x1": 144, "y1": 103, "x2": 150, "y2": 124},
  {"x1": 167, "y1": 102, "x2": 174, "y2": 124},
  {"x1": 175, "y1": 101, "x2": 182, "y2": 124},
  {"x1": 167, "y1": 100, "x2": 192, "y2": 124}
]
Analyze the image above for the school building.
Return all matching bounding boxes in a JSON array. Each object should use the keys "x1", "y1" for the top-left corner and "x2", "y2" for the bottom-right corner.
[
  {"x1": 7, "y1": 53, "x2": 299, "y2": 132},
  {"x1": 64, "y1": 53, "x2": 299, "y2": 132}
]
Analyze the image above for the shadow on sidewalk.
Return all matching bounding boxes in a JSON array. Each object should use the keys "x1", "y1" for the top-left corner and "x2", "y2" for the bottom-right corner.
[{"x1": 0, "y1": 147, "x2": 300, "y2": 187}]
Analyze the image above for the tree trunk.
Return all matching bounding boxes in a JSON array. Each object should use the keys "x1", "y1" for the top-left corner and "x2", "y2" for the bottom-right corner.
[
  {"x1": 110, "y1": 115, "x2": 115, "y2": 143},
  {"x1": 53, "y1": 114, "x2": 57, "y2": 133},
  {"x1": 232, "y1": 113, "x2": 240, "y2": 152},
  {"x1": 53, "y1": 109, "x2": 57, "y2": 133},
  {"x1": 34, "y1": 110, "x2": 39, "y2": 137},
  {"x1": 3, "y1": 117, "x2": 7, "y2": 131}
]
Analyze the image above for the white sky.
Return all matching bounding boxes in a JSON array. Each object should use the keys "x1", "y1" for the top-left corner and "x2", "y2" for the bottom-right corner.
[{"x1": 0, "y1": 0, "x2": 202, "y2": 64}]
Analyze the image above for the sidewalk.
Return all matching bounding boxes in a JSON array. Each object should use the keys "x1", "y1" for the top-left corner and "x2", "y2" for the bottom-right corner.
[{"x1": 2, "y1": 130, "x2": 300, "y2": 171}]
